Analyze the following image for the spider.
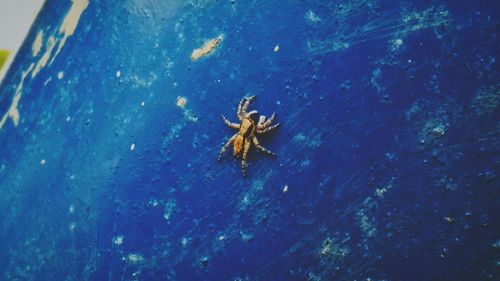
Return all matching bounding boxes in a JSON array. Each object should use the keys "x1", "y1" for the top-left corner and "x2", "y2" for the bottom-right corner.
[{"x1": 218, "y1": 95, "x2": 279, "y2": 177}]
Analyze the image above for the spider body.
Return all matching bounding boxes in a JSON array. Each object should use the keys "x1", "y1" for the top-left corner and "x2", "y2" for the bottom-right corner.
[{"x1": 218, "y1": 96, "x2": 279, "y2": 177}]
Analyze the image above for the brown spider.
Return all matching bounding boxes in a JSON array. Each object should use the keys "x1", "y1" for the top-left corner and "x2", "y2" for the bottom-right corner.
[{"x1": 218, "y1": 96, "x2": 279, "y2": 177}]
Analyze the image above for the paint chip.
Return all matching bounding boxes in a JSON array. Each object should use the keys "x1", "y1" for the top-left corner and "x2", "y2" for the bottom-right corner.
[
  {"x1": 274, "y1": 45, "x2": 280, "y2": 52},
  {"x1": 32, "y1": 31, "x2": 43, "y2": 57},
  {"x1": 176, "y1": 96, "x2": 187, "y2": 108},
  {"x1": 191, "y1": 35, "x2": 223, "y2": 61}
]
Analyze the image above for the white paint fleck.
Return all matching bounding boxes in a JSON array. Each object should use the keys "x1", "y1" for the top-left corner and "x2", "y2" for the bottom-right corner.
[
  {"x1": 57, "y1": 71, "x2": 64, "y2": 79},
  {"x1": 125, "y1": 253, "x2": 144, "y2": 264},
  {"x1": 130, "y1": 143, "x2": 135, "y2": 151},
  {"x1": 116, "y1": 70, "x2": 121, "y2": 78},
  {"x1": 40, "y1": 159, "x2": 46, "y2": 165},
  {"x1": 274, "y1": 45, "x2": 280, "y2": 52},
  {"x1": 112, "y1": 235, "x2": 124, "y2": 246},
  {"x1": 140, "y1": 101, "x2": 145, "y2": 107},
  {"x1": 283, "y1": 185, "x2": 289, "y2": 193},
  {"x1": 32, "y1": 30, "x2": 43, "y2": 57}
]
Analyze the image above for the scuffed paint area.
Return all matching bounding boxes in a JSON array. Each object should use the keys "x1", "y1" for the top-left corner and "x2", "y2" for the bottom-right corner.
[{"x1": 0, "y1": 0, "x2": 498, "y2": 280}]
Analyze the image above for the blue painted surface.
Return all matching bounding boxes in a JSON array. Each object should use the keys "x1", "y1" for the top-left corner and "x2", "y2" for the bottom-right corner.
[{"x1": 0, "y1": 0, "x2": 498, "y2": 280}]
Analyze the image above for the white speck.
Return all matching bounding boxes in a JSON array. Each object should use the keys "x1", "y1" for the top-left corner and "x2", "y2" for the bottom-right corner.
[
  {"x1": 276, "y1": 100, "x2": 281, "y2": 105},
  {"x1": 395, "y1": 38, "x2": 403, "y2": 46},
  {"x1": 66, "y1": 116, "x2": 71, "y2": 122},
  {"x1": 116, "y1": 70, "x2": 121, "y2": 78},
  {"x1": 69, "y1": 222, "x2": 76, "y2": 231},
  {"x1": 126, "y1": 253, "x2": 144, "y2": 264},
  {"x1": 181, "y1": 237, "x2": 189, "y2": 247},
  {"x1": 130, "y1": 143, "x2": 135, "y2": 151},
  {"x1": 40, "y1": 159, "x2": 46, "y2": 165},
  {"x1": 112, "y1": 235, "x2": 124, "y2": 246},
  {"x1": 283, "y1": 185, "x2": 289, "y2": 193},
  {"x1": 218, "y1": 235, "x2": 225, "y2": 241},
  {"x1": 408, "y1": 59, "x2": 413, "y2": 63},
  {"x1": 57, "y1": 71, "x2": 64, "y2": 79},
  {"x1": 141, "y1": 101, "x2": 145, "y2": 107},
  {"x1": 69, "y1": 204, "x2": 75, "y2": 213},
  {"x1": 274, "y1": 45, "x2": 280, "y2": 52}
]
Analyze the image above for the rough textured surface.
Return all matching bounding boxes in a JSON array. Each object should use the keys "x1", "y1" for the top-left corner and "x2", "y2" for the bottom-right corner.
[{"x1": 0, "y1": 0, "x2": 498, "y2": 280}]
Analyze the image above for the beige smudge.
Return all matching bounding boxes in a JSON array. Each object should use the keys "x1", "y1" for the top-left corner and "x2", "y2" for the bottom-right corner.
[
  {"x1": 32, "y1": 36, "x2": 56, "y2": 78},
  {"x1": 0, "y1": 63, "x2": 35, "y2": 129},
  {"x1": 176, "y1": 96, "x2": 187, "y2": 108},
  {"x1": 50, "y1": 0, "x2": 89, "y2": 65},
  {"x1": 190, "y1": 35, "x2": 223, "y2": 61},
  {"x1": 32, "y1": 31, "x2": 43, "y2": 57}
]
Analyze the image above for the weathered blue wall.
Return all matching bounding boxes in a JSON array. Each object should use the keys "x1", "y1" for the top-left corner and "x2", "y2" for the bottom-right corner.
[{"x1": 0, "y1": 0, "x2": 498, "y2": 280}]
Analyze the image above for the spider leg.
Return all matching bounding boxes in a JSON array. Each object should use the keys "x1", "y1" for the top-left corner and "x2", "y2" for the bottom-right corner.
[
  {"x1": 257, "y1": 123, "x2": 280, "y2": 134},
  {"x1": 241, "y1": 95, "x2": 255, "y2": 117},
  {"x1": 252, "y1": 136, "x2": 275, "y2": 156},
  {"x1": 237, "y1": 97, "x2": 246, "y2": 121},
  {"x1": 257, "y1": 113, "x2": 276, "y2": 130},
  {"x1": 221, "y1": 115, "x2": 239, "y2": 129},
  {"x1": 241, "y1": 140, "x2": 252, "y2": 177},
  {"x1": 218, "y1": 133, "x2": 238, "y2": 161}
]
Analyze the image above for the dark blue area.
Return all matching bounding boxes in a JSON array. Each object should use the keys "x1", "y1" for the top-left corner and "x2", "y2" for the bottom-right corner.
[{"x1": 0, "y1": 0, "x2": 498, "y2": 280}]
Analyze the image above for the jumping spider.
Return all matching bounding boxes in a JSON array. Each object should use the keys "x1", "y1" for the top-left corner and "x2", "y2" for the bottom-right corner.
[{"x1": 218, "y1": 96, "x2": 279, "y2": 177}]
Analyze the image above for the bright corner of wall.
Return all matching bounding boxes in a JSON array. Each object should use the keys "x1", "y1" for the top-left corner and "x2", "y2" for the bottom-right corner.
[{"x1": 0, "y1": 0, "x2": 46, "y2": 84}]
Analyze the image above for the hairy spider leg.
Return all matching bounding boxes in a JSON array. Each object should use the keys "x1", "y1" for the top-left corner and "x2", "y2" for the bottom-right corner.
[
  {"x1": 218, "y1": 133, "x2": 238, "y2": 161},
  {"x1": 258, "y1": 123, "x2": 280, "y2": 134},
  {"x1": 241, "y1": 140, "x2": 251, "y2": 177},
  {"x1": 241, "y1": 95, "x2": 255, "y2": 117},
  {"x1": 221, "y1": 115, "x2": 239, "y2": 129},
  {"x1": 237, "y1": 97, "x2": 246, "y2": 120},
  {"x1": 258, "y1": 113, "x2": 276, "y2": 129},
  {"x1": 252, "y1": 136, "x2": 275, "y2": 156}
]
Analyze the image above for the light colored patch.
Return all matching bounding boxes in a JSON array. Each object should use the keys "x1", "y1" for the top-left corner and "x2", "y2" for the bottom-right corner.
[
  {"x1": 125, "y1": 253, "x2": 145, "y2": 264},
  {"x1": 319, "y1": 237, "x2": 349, "y2": 258},
  {"x1": 57, "y1": 71, "x2": 64, "y2": 79},
  {"x1": 191, "y1": 35, "x2": 223, "y2": 61},
  {"x1": 32, "y1": 36, "x2": 56, "y2": 78},
  {"x1": 175, "y1": 96, "x2": 198, "y2": 122},
  {"x1": 273, "y1": 45, "x2": 280, "y2": 52},
  {"x1": 375, "y1": 187, "x2": 387, "y2": 198},
  {"x1": 163, "y1": 199, "x2": 177, "y2": 221},
  {"x1": 112, "y1": 235, "x2": 124, "y2": 246},
  {"x1": 32, "y1": 31, "x2": 43, "y2": 57},
  {"x1": 176, "y1": 96, "x2": 187, "y2": 108},
  {"x1": 130, "y1": 143, "x2": 135, "y2": 151},
  {"x1": 50, "y1": 0, "x2": 89, "y2": 65},
  {"x1": 305, "y1": 9, "x2": 321, "y2": 25},
  {"x1": 0, "y1": 63, "x2": 35, "y2": 129}
]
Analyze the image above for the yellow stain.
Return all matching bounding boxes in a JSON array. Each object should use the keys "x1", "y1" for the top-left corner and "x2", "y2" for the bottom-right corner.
[{"x1": 0, "y1": 50, "x2": 9, "y2": 71}]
